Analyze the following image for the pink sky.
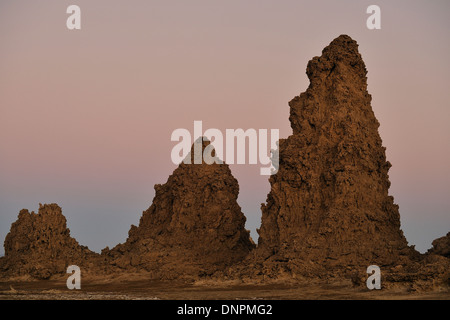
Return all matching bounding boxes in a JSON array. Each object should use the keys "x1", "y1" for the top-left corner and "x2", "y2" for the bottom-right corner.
[{"x1": 1, "y1": 0, "x2": 449, "y2": 254}]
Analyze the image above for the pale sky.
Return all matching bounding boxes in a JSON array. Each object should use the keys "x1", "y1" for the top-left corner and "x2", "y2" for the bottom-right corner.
[{"x1": 1, "y1": 0, "x2": 449, "y2": 255}]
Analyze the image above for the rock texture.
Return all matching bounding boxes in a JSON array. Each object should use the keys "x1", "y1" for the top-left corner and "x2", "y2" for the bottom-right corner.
[
  {"x1": 0, "y1": 35, "x2": 448, "y2": 291},
  {"x1": 104, "y1": 138, "x2": 255, "y2": 279},
  {"x1": 0, "y1": 204, "x2": 99, "y2": 280},
  {"x1": 255, "y1": 35, "x2": 419, "y2": 276},
  {"x1": 428, "y1": 232, "x2": 450, "y2": 258}
]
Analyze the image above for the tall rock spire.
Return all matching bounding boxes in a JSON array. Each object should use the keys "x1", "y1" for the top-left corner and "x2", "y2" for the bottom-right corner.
[{"x1": 257, "y1": 35, "x2": 417, "y2": 272}]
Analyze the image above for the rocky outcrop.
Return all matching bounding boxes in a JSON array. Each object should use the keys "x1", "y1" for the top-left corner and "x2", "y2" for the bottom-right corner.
[
  {"x1": 104, "y1": 138, "x2": 255, "y2": 279},
  {"x1": 255, "y1": 35, "x2": 420, "y2": 277},
  {"x1": 0, "y1": 204, "x2": 99, "y2": 280},
  {"x1": 428, "y1": 233, "x2": 450, "y2": 258},
  {"x1": 0, "y1": 35, "x2": 447, "y2": 291}
]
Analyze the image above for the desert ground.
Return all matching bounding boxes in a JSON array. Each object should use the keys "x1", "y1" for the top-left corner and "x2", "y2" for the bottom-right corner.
[{"x1": 1, "y1": 278, "x2": 448, "y2": 300}]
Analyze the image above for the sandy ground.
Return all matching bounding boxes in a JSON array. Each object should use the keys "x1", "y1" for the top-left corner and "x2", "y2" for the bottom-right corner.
[{"x1": 0, "y1": 278, "x2": 449, "y2": 300}]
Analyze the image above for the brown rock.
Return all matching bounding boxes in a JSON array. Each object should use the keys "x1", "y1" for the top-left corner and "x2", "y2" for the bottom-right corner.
[
  {"x1": 0, "y1": 203, "x2": 99, "y2": 280},
  {"x1": 1, "y1": 35, "x2": 447, "y2": 291},
  {"x1": 105, "y1": 138, "x2": 255, "y2": 279},
  {"x1": 256, "y1": 35, "x2": 419, "y2": 276},
  {"x1": 428, "y1": 232, "x2": 450, "y2": 258}
]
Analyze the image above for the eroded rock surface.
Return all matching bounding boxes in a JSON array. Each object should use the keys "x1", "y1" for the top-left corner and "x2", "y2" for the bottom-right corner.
[
  {"x1": 255, "y1": 35, "x2": 417, "y2": 276},
  {"x1": 428, "y1": 233, "x2": 450, "y2": 258},
  {"x1": 104, "y1": 139, "x2": 255, "y2": 279},
  {"x1": 1, "y1": 35, "x2": 448, "y2": 292},
  {"x1": 0, "y1": 204, "x2": 99, "y2": 280}
]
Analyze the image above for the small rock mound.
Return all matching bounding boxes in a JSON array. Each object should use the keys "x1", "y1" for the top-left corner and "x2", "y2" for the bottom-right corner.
[
  {"x1": 0, "y1": 203, "x2": 99, "y2": 280},
  {"x1": 428, "y1": 232, "x2": 450, "y2": 258},
  {"x1": 105, "y1": 138, "x2": 255, "y2": 279}
]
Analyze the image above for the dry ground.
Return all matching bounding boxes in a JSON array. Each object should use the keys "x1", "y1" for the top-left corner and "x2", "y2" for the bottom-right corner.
[{"x1": 0, "y1": 277, "x2": 449, "y2": 300}]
